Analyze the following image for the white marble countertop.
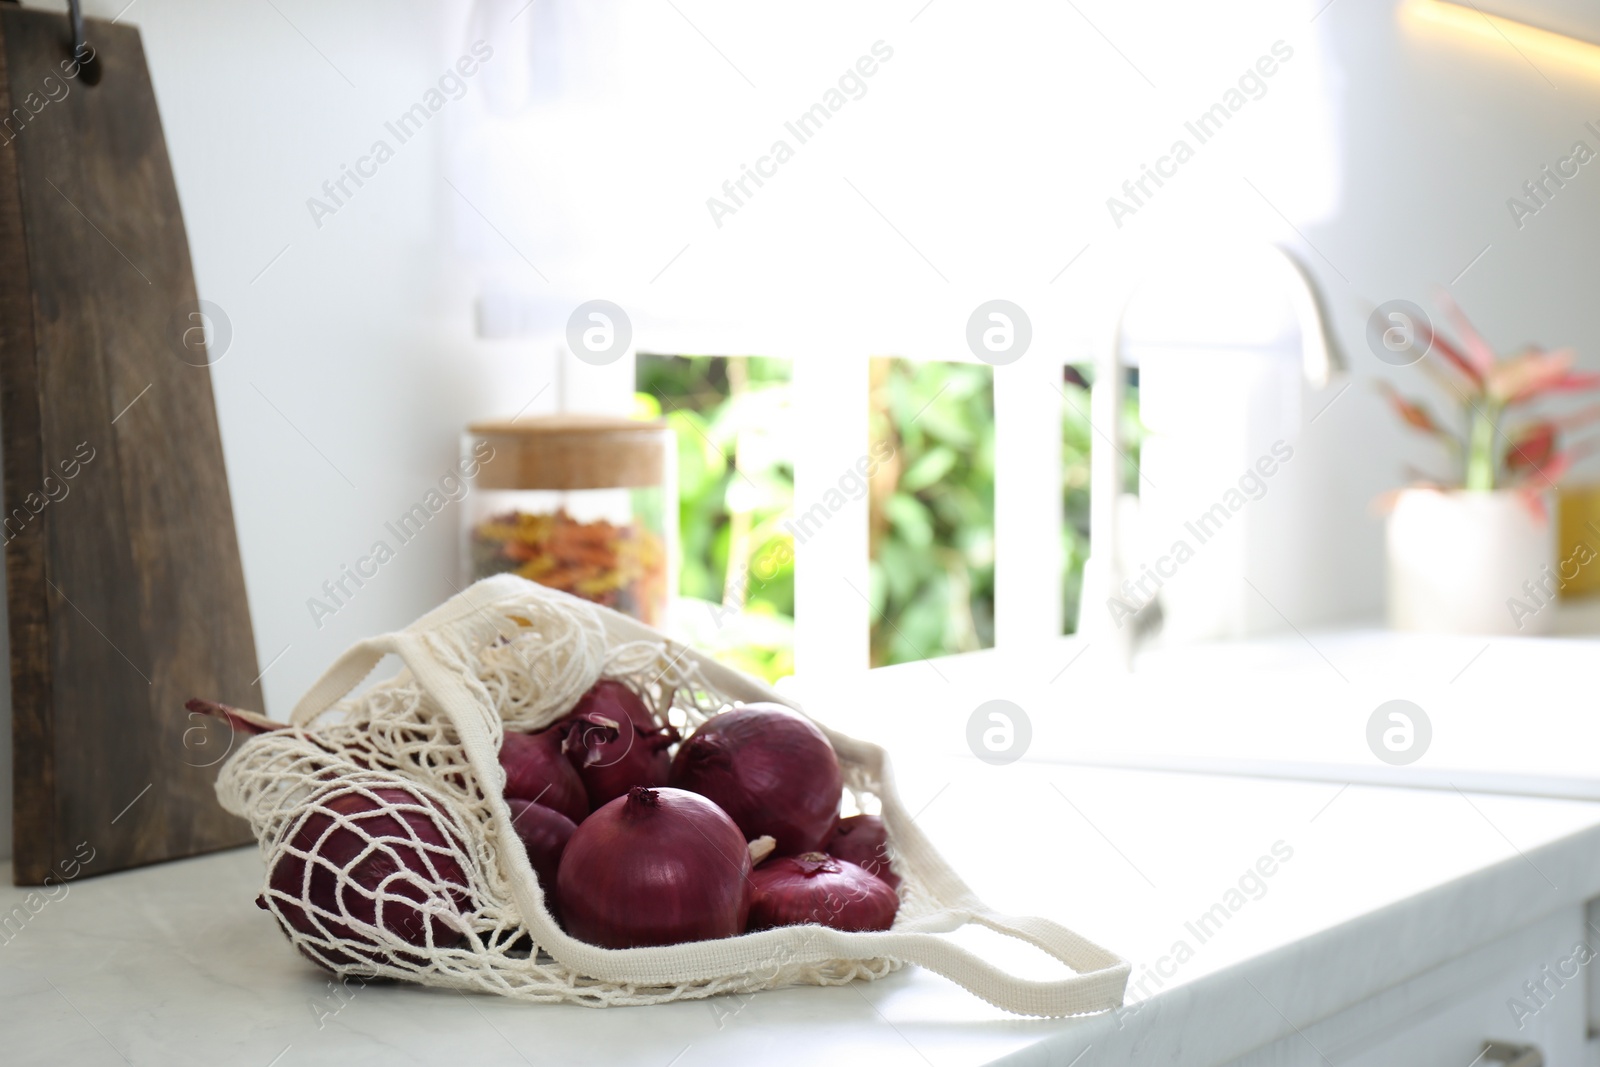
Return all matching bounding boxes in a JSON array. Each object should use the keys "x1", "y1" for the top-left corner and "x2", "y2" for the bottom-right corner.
[{"x1": 7, "y1": 757, "x2": 1600, "y2": 1066}]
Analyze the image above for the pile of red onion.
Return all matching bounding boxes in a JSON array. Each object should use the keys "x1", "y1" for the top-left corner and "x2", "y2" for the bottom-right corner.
[
  {"x1": 515, "y1": 693, "x2": 898, "y2": 948},
  {"x1": 199, "y1": 684, "x2": 899, "y2": 963}
]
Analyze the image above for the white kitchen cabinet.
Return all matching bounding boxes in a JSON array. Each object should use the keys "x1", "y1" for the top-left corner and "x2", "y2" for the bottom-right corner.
[{"x1": 1231, "y1": 907, "x2": 1585, "y2": 1066}]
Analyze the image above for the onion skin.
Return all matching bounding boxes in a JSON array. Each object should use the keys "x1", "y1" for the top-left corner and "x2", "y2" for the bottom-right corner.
[
  {"x1": 557, "y1": 786, "x2": 751, "y2": 948},
  {"x1": 505, "y1": 798, "x2": 576, "y2": 912},
  {"x1": 184, "y1": 697, "x2": 281, "y2": 737},
  {"x1": 500, "y1": 727, "x2": 589, "y2": 824},
  {"x1": 669, "y1": 704, "x2": 842, "y2": 855},
  {"x1": 185, "y1": 698, "x2": 379, "y2": 770},
  {"x1": 261, "y1": 785, "x2": 472, "y2": 967},
  {"x1": 825, "y1": 814, "x2": 900, "y2": 890},
  {"x1": 572, "y1": 679, "x2": 671, "y2": 738},
  {"x1": 748, "y1": 853, "x2": 898, "y2": 932},
  {"x1": 561, "y1": 681, "x2": 677, "y2": 809}
]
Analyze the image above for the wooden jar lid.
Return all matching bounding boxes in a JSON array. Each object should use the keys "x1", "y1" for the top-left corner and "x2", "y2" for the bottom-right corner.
[{"x1": 468, "y1": 415, "x2": 669, "y2": 491}]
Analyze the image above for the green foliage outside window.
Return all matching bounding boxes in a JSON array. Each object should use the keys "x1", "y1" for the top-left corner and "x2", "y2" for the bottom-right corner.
[
  {"x1": 868, "y1": 358, "x2": 995, "y2": 667},
  {"x1": 638, "y1": 354, "x2": 1126, "y2": 672},
  {"x1": 635, "y1": 355, "x2": 795, "y2": 682}
]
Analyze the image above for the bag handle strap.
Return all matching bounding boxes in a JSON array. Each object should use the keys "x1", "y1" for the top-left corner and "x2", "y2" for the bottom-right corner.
[
  {"x1": 288, "y1": 574, "x2": 576, "y2": 727},
  {"x1": 290, "y1": 635, "x2": 400, "y2": 726},
  {"x1": 532, "y1": 908, "x2": 1129, "y2": 1017},
  {"x1": 843, "y1": 913, "x2": 1130, "y2": 1017}
]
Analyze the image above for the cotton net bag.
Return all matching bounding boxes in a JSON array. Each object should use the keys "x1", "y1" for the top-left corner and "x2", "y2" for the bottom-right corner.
[{"x1": 216, "y1": 574, "x2": 1129, "y2": 1016}]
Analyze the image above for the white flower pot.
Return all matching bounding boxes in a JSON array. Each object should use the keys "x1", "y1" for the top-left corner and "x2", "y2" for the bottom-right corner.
[{"x1": 1386, "y1": 488, "x2": 1556, "y2": 635}]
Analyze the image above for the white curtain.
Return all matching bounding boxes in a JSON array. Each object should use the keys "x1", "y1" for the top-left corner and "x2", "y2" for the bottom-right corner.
[{"x1": 448, "y1": 0, "x2": 1342, "y2": 357}]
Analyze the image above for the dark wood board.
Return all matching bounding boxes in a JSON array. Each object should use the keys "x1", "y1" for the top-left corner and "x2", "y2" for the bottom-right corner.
[{"x1": 0, "y1": 8, "x2": 260, "y2": 884}]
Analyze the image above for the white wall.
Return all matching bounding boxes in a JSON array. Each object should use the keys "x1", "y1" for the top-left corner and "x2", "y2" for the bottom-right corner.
[
  {"x1": 119, "y1": 0, "x2": 549, "y2": 715},
  {"x1": 1300, "y1": 0, "x2": 1600, "y2": 621},
  {"x1": 5, "y1": 0, "x2": 1600, "y2": 861}
]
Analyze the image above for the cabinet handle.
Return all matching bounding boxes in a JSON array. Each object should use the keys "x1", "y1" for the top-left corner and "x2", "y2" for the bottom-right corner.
[{"x1": 1480, "y1": 1041, "x2": 1542, "y2": 1067}]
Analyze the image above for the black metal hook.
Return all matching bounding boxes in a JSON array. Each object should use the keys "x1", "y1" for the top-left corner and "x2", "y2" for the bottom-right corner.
[{"x1": 67, "y1": 0, "x2": 101, "y2": 86}]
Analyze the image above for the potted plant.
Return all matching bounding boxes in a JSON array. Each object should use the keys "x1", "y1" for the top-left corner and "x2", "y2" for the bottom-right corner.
[{"x1": 1380, "y1": 296, "x2": 1600, "y2": 635}]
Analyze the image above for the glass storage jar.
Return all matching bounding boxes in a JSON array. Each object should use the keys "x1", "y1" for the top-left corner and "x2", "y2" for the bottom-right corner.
[{"x1": 462, "y1": 415, "x2": 675, "y2": 626}]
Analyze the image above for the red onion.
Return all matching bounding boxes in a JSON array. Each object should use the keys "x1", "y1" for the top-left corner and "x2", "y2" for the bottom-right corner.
[
  {"x1": 556, "y1": 786, "x2": 750, "y2": 948},
  {"x1": 504, "y1": 798, "x2": 575, "y2": 911},
  {"x1": 669, "y1": 704, "x2": 842, "y2": 855},
  {"x1": 261, "y1": 785, "x2": 472, "y2": 967},
  {"x1": 560, "y1": 680, "x2": 678, "y2": 809},
  {"x1": 825, "y1": 814, "x2": 900, "y2": 890},
  {"x1": 749, "y1": 852, "x2": 898, "y2": 932},
  {"x1": 500, "y1": 727, "x2": 588, "y2": 824}
]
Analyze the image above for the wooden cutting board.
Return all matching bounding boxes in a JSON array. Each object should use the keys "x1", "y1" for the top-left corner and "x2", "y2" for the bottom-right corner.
[{"x1": 0, "y1": 8, "x2": 260, "y2": 884}]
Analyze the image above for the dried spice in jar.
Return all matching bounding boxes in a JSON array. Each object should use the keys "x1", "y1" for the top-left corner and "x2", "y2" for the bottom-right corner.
[{"x1": 462, "y1": 417, "x2": 675, "y2": 626}]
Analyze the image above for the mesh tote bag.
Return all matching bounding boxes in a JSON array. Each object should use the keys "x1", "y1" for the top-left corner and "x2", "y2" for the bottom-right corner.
[{"x1": 216, "y1": 574, "x2": 1129, "y2": 1016}]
